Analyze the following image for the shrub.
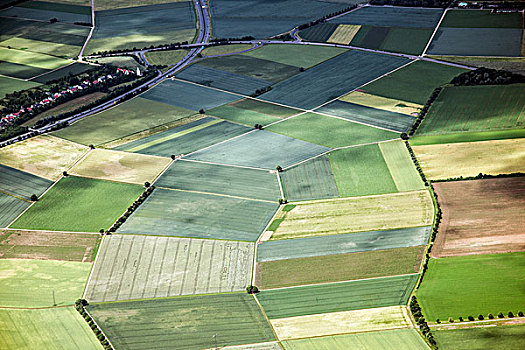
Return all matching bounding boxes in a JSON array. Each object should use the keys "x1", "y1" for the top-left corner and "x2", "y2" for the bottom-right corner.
[
  {"x1": 498, "y1": 312, "x2": 504, "y2": 318},
  {"x1": 276, "y1": 165, "x2": 283, "y2": 172},
  {"x1": 448, "y1": 317, "x2": 454, "y2": 323},
  {"x1": 488, "y1": 313, "x2": 494, "y2": 319},
  {"x1": 436, "y1": 318, "x2": 440, "y2": 324},
  {"x1": 144, "y1": 181, "x2": 150, "y2": 188},
  {"x1": 468, "y1": 316, "x2": 474, "y2": 321},
  {"x1": 508, "y1": 311, "x2": 514, "y2": 318},
  {"x1": 458, "y1": 317, "x2": 463, "y2": 322},
  {"x1": 246, "y1": 285, "x2": 259, "y2": 294},
  {"x1": 30, "y1": 194, "x2": 38, "y2": 201},
  {"x1": 518, "y1": 311, "x2": 524, "y2": 317},
  {"x1": 478, "y1": 314, "x2": 484, "y2": 320},
  {"x1": 62, "y1": 171, "x2": 68, "y2": 177},
  {"x1": 199, "y1": 108, "x2": 205, "y2": 114}
]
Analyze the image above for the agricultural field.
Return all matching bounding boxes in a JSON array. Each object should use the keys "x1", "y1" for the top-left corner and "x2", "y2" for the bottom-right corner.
[
  {"x1": 327, "y1": 24, "x2": 361, "y2": 44},
  {"x1": 89, "y1": 55, "x2": 144, "y2": 69},
  {"x1": 266, "y1": 112, "x2": 398, "y2": 148},
  {"x1": 0, "y1": 1, "x2": 91, "y2": 24},
  {"x1": 260, "y1": 50, "x2": 408, "y2": 110},
  {"x1": 432, "y1": 178, "x2": 525, "y2": 257},
  {"x1": 0, "y1": 76, "x2": 41, "y2": 99},
  {"x1": 186, "y1": 130, "x2": 330, "y2": 170},
  {"x1": 156, "y1": 159, "x2": 280, "y2": 201},
  {"x1": 145, "y1": 49, "x2": 189, "y2": 66},
  {"x1": 279, "y1": 155, "x2": 339, "y2": 201},
  {"x1": 434, "y1": 324, "x2": 525, "y2": 349},
  {"x1": 271, "y1": 306, "x2": 412, "y2": 340},
  {"x1": 332, "y1": 6, "x2": 443, "y2": 28},
  {"x1": 258, "y1": 226, "x2": 431, "y2": 262},
  {"x1": 283, "y1": 328, "x2": 430, "y2": 350},
  {"x1": 0, "y1": 135, "x2": 88, "y2": 181},
  {"x1": 0, "y1": 258, "x2": 91, "y2": 307},
  {"x1": 93, "y1": 0, "x2": 188, "y2": 11},
  {"x1": 255, "y1": 246, "x2": 424, "y2": 289},
  {"x1": 31, "y1": 62, "x2": 96, "y2": 84},
  {"x1": 379, "y1": 140, "x2": 425, "y2": 192},
  {"x1": 417, "y1": 252, "x2": 525, "y2": 321},
  {"x1": 0, "y1": 230, "x2": 99, "y2": 261},
  {"x1": 0, "y1": 163, "x2": 53, "y2": 200},
  {"x1": 299, "y1": 22, "x2": 338, "y2": 42},
  {"x1": 340, "y1": 91, "x2": 422, "y2": 117},
  {"x1": 53, "y1": 97, "x2": 195, "y2": 146},
  {"x1": 439, "y1": 9, "x2": 522, "y2": 28},
  {"x1": 86, "y1": 235, "x2": 254, "y2": 302},
  {"x1": 411, "y1": 138, "x2": 525, "y2": 180},
  {"x1": 11, "y1": 176, "x2": 143, "y2": 233},
  {"x1": 70, "y1": 149, "x2": 171, "y2": 185},
  {"x1": 0, "y1": 193, "x2": 31, "y2": 228},
  {"x1": 0, "y1": 308, "x2": 102, "y2": 350},
  {"x1": 0, "y1": 46, "x2": 72, "y2": 79},
  {"x1": 269, "y1": 190, "x2": 433, "y2": 240},
  {"x1": 87, "y1": 294, "x2": 275, "y2": 349},
  {"x1": 117, "y1": 188, "x2": 278, "y2": 241},
  {"x1": 257, "y1": 274, "x2": 419, "y2": 319},
  {"x1": 202, "y1": 44, "x2": 254, "y2": 56}
]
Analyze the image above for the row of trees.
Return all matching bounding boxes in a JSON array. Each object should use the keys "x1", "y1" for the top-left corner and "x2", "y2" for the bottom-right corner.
[
  {"x1": 439, "y1": 311, "x2": 525, "y2": 323},
  {"x1": 370, "y1": 0, "x2": 452, "y2": 7},
  {"x1": 451, "y1": 67, "x2": 525, "y2": 86},
  {"x1": 433, "y1": 172, "x2": 524, "y2": 183},
  {"x1": 296, "y1": 5, "x2": 358, "y2": 32},
  {"x1": 408, "y1": 87, "x2": 442, "y2": 136},
  {"x1": 108, "y1": 184, "x2": 155, "y2": 233},
  {"x1": 410, "y1": 296, "x2": 437, "y2": 349},
  {"x1": 75, "y1": 299, "x2": 113, "y2": 349}
]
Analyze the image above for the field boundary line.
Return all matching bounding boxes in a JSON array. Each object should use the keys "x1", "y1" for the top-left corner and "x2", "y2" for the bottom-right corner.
[
  {"x1": 115, "y1": 231, "x2": 255, "y2": 243},
  {"x1": 253, "y1": 294, "x2": 282, "y2": 342},
  {"x1": 78, "y1": 0, "x2": 94, "y2": 59},
  {"x1": 281, "y1": 149, "x2": 332, "y2": 171},
  {"x1": 89, "y1": 290, "x2": 245, "y2": 306},
  {"x1": 66, "y1": 148, "x2": 92, "y2": 172},
  {"x1": 84, "y1": 308, "x2": 116, "y2": 349},
  {"x1": 27, "y1": 61, "x2": 76, "y2": 82},
  {"x1": 262, "y1": 111, "x2": 309, "y2": 129},
  {"x1": 422, "y1": 8, "x2": 448, "y2": 56},
  {"x1": 82, "y1": 233, "x2": 106, "y2": 300},
  {"x1": 180, "y1": 158, "x2": 270, "y2": 172},
  {"x1": 0, "y1": 189, "x2": 31, "y2": 203},
  {"x1": 311, "y1": 108, "x2": 401, "y2": 132},
  {"x1": 151, "y1": 158, "x2": 175, "y2": 185},
  {"x1": 289, "y1": 188, "x2": 428, "y2": 205},
  {"x1": 0, "y1": 73, "x2": 28, "y2": 82},
  {"x1": 0, "y1": 304, "x2": 73, "y2": 310},
  {"x1": 430, "y1": 316, "x2": 525, "y2": 329},
  {"x1": 157, "y1": 186, "x2": 278, "y2": 204},
  {"x1": 180, "y1": 128, "x2": 257, "y2": 158},
  {"x1": 252, "y1": 205, "x2": 284, "y2": 284},
  {"x1": 3, "y1": 227, "x2": 100, "y2": 235},
  {"x1": 276, "y1": 172, "x2": 285, "y2": 200}
]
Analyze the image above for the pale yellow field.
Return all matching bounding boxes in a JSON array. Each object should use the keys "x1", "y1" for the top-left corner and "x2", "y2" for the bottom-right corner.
[
  {"x1": 412, "y1": 138, "x2": 525, "y2": 180},
  {"x1": 327, "y1": 24, "x2": 361, "y2": 45},
  {"x1": 70, "y1": 149, "x2": 171, "y2": 184},
  {"x1": 271, "y1": 306, "x2": 412, "y2": 340},
  {"x1": 94, "y1": 0, "x2": 187, "y2": 10},
  {"x1": 0, "y1": 135, "x2": 88, "y2": 181},
  {"x1": 270, "y1": 190, "x2": 433, "y2": 240},
  {"x1": 340, "y1": 91, "x2": 422, "y2": 116}
]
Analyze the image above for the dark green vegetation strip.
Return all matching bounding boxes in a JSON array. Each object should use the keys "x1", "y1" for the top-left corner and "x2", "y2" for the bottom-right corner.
[
  {"x1": 156, "y1": 160, "x2": 281, "y2": 202},
  {"x1": 18, "y1": 1, "x2": 92, "y2": 15},
  {"x1": 0, "y1": 193, "x2": 30, "y2": 228},
  {"x1": 329, "y1": 144, "x2": 398, "y2": 197},
  {"x1": 87, "y1": 294, "x2": 275, "y2": 350},
  {"x1": 417, "y1": 252, "x2": 525, "y2": 321},
  {"x1": 258, "y1": 246, "x2": 425, "y2": 289},
  {"x1": 257, "y1": 226, "x2": 431, "y2": 262},
  {"x1": 280, "y1": 155, "x2": 339, "y2": 201},
  {"x1": 434, "y1": 324, "x2": 525, "y2": 349},
  {"x1": 410, "y1": 129, "x2": 525, "y2": 145},
  {"x1": 0, "y1": 61, "x2": 49, "y2": 80},
  {"x1": 440, "y1": 9, "x2": 522, "y2": 28},
  {"x1": 11, "y1": 176, "x2": 143, "y2": 232},
  {"x1": 118, "y1": 188, "x2": 279, "y2": 241},
  {"x1": 0, "y1": 4, "x2": 91, "y2": 24},
  {"x1": 266, "y1": 112, "x2": 397, "y2": 148},
  {"x1": 332, "y1": 6, "x2": 443, "y2": 28},
  {"x1": 354, "y1": 26, "x2": 390, "y2": 50},
  {"x1": 379, "y1": 27, "x2": 433, "y2": 55},
  {"x1": 0, "y1": 164, "x2": 53, "y2": 200},
  {"x1": 362, "y1": 60, "x2": 466, "y2": 105},
  {"x1": 258, "y1": 274, "x2": 418, "y2": 319},
  {"x1": 299, "y1": 23, "x2": 338, "y2": 42}
]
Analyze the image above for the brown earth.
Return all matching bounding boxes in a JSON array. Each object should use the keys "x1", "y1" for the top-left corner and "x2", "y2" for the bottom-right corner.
[{"x1": 432, "y1": 177, "x2": 525, "y2": 257}]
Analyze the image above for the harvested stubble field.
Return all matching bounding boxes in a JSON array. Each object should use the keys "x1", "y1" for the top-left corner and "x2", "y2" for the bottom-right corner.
[
  {"x1": 432, "y1": 178, "x2": 525, "y2": 257},
  {"x1": 266, "y1": 112, "x2": 397, "y2": 148},
  {"x1": 53, "y1": 97, "x2": 195, "y2": 146},
  {"x1": 269, "y1": 190, "x2": 433, "y2": 240},
  {"x1": 257, "y1": 274, "x2": 418, "y2": 319},
  {"x1": 0, "y1": 193, "x2": 31, "y2": 228},
  {"x1": 412, "y1": 138, "x2": 525, "y2": 180},
  {"x1": 0, "y1": 164, "x2": 53, "y2": 200},
  {"x1": 87, "y1": 294, "x2": 275, "y2": 350},
  {"x1": 11, "y1": 176, "x2": 143, "y2": 233},
  {"x1": 0, "y1": 230, "x2": 98, "y2": 261},
  {"x1": 156, "y1": 159, "x2": 280, "y2": 202},
  {"x1": 379, "y1": 140, "x2": 425, "y2": 192},
  {"x1": 256, "y1": 246, "x2": 424, "y2": 289},
  {"x1": 258, "y1": 226, "x2": 431, "y2": 262},
  {"x1": 0, "y1": 135, "x2": 88, "y2": 181},
  {"x1": 70, "y1": 149, "x2": 171, "y2": 185},
  {"x1": 327, "y1": 24, "x2": 361, "y2": 44},
  {"x1": 271, "y1": 306, "x2": 412, "y2": 340},
  {"x1": 434, "y1": 324, "x2": 525, "y2": 349},
  {"x1": 283, "y1": 328, "x2": 430, "y2": 350},
  {"x1": 417, "y1": 252, "x2": 525, "y2": 321},
  {"x1": 0, "y1": 258, "x2": 91, "y2": 307},
  {"x1": 340, "y1": 91, "x2": 422, "y2": 116},
  {"x1": 86, "y1": 235, "x2": 254, "y2": 302},
  {"x1": 0, "y1": 308, "x2": 102, "y2": 350},
  {"x1": 117, "y1": 188, "x2": 278, "y2": 241}
]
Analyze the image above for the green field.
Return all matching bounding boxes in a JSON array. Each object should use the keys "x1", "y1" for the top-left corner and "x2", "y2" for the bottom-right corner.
[
  {"x1": 257, "y1": 274, "x2": 418, "y2": 319},
  {"x1": 283, "y1": 328, "x2": 429, "y2": 350},
  {"x1": 410, "y1": 129, "x2": 525, "y2": 145},
  {"x1": 0, "y1": 75, "x2": 41, "y2": 98},
  {"x1": 434, "y1": 324, "x2": 525, "y2": 349},
  {"x1": 53, "y1": 97, "x2": 195, "y2": 146},
  {"x1": 0, "y1": 47, "x2": 71, "y2": 78},
  {"x1": 280, "y1": 155, "x2": 339, "y2": 201},
  {"x1": 88, "y1": 294, "x2": 275, "y2": 349},
  {"x1": 329, "y1": 144, "x2": 398, "y2": 197},
  {"x1": 417, "y1": 252, "x2": 525, "y2": 321},
  {"x1": 266, "y1": 112, "x2": 397, "y2": 148},
  {"x1": 87, "y1": 30, "x2": 196, "y2": 53},
  {"x1": 86, "y1": 235, "x2": 254, "y2": 302},
  {"x1": 0, "y1": 308, "x2": 102, "y2": 349},
  {"x1": 0, "y1": 193, "x2": 31, "y2": 228},
  {"x1": 417, "y1": 84, "x2": 525, "y2": 137},
  {"x1": 11, "y1": 176, "x2": 143, "y2": 232},
  {"x1": 145, "y1": 49, "x2": 188, "y2": 65},
  {"x1": 0, "y1": 37, "x2": 81, "y2": 58},
  {"x1": 91, "y1": 55, "x2": 144, "y2": 68},
  {"x1": 379, "y1": 140, "x2": 425, "y2": 192},
  {"x1": 156, "y1": 159, "x2": 280, "y2": 201},
  {"x1": 202, "y1": 44, "x2": 254, "y2": 56},
  {"x1": 0, "y1": 163, "x2": 53, "y2": 200},
  {"x1": 118, "y1": 188, "x2": 278, "y2": 241},
  {"x1": 380, "y1": 27, "x2": 433, "y2": 55},
  {"x1": 363, "y1": 60, "x2": 467, "y2": 105},
  {"x1": 257, "y1": 246, "x2": 424, "y2": 289},
  {"x1": 441, "y1": 9, "x2": 522, "y2": 28},
  {"x1": 0, "y1": 258, "x2": 91, "y2": 307}
]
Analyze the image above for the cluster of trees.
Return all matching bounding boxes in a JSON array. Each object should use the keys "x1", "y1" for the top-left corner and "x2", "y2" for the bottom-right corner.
[
  {"x1": 246, "y1": 285, "x2": 259, "y2": 294},
  {"x1": 296, "y1": 5, "x2": 358, "y2": 31},
  {"x1": 410, "y1": 296, "x2": 438, "y2": 349},
  {"x1": 433, "y1": 172, "x2": 524, "y2": 183},
  {"x1": 250, "y1": 86, "x2": 272, "y2": 97},
  {"x1": 108, "y1": 184, "x2": 155, "y2": 233},
  {"x1": 404, "y1": 141, "x2": 428, "y2": 186},
  {"x1": 370, "y1": 0, "x2": 451, "y2": 8},
  {"x1": 451, "y1": 68, "x2": 525, "y2": 86},
  {"x1": 443, "y1": 311, "x2": 524, "y2": 323},
  {"x1": 75, "y1": 299, "x2": 112, "y2": 350},
  {"x1": 408, "y1": 87, "x2": 442, "y2": 136}
]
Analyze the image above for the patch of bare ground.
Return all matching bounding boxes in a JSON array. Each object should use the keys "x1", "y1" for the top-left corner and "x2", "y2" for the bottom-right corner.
[{"x1": 431, "y1": 317, "x2": 525, "y2": 330}]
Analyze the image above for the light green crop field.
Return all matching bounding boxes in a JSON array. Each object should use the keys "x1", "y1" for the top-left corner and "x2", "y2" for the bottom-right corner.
[
  {"x1": 91, "y1": 55, "x2": 143, "y2": 68},
  {"x1": 88, "y1": 294, "x2": 275, "y2": 349},
  {"x1": 0, "y1": 75, "x2": 41, "y2": 98},
  {"x1": 145, "y1": 49, "x2": 189, "y2": 65},
  {"x1": 256, "y1": 246, "x2": 424, "y2": 289},
  {"x1": 417, "y1": 252, "x2": 525, "y2": 321},
  {"x1": 0, "y1": 37, "x2": 81, "y2": 58},
  {"x1": 283, "y1": 328, "x2": 429, "y2": 350},
  {"x1": 328, "y1": 144, "x2": 398, "y2": 197},
  {"x1": 53, "y1": 97, "x2": 195, "y2": 146},
  {"x1": 379, "y1": 140, "x2": 425, "y2": 192},
  {"x1": 270, "y1": 190, "x2": 433, "y2": 240},
  {"x1": 0, "y1": 308, "x2": 102, "y2": 349},
  {"x1": 0, "y1": 259, "x2": 91, "y2": 307},
  {"x1": 434, "y1": 324, "x2": 525, "y2": 349},
  {"x1": 266, "y1": 112, "x2": 397, "y2": 148},
  {"x1": 0, "y1": 47, "x2": 71, "y2": 70},
  {"x1": 203, "y1": 44, "x2": 254, "y2": 56},
  {"x1": 410, "y1": 129, "x2": 525, "y2": 145},
  {"x1": 243, "y1": 44, "x2": 348, "y2": 68},
  {"x1": 11, "y1": 176, "x2": 143, "y2": 233}
]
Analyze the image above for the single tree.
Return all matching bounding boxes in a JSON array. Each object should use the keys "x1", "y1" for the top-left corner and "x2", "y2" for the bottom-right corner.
[{"x1": 30, "y1": 194, "x2": 38, "y2": 201}]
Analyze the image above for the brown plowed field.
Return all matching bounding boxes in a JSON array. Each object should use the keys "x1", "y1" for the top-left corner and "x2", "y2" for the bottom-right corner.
[{"x1": 432, "y1": 177, "x2": 525, "y2": 257}]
